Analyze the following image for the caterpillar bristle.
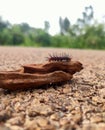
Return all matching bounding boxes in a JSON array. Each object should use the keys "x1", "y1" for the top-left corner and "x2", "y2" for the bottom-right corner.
[{"x1": 47, "y1": 53, "x2": 71, "y2": 62}]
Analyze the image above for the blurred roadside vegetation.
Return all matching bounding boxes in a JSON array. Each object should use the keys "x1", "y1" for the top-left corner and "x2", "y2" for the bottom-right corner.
[{"x1": 0, "y1": 6, "x2": 105, "y2": 49}]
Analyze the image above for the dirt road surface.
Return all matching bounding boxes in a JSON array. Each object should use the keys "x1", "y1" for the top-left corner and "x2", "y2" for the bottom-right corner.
[{"x1": 0, "y1": 46, "x2": 105, "y2": 130}]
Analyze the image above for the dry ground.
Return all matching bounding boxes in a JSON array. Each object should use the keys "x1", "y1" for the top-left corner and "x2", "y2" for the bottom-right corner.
[{"x1": 0, "y1": 46, "x2": 105, "y2": 130}]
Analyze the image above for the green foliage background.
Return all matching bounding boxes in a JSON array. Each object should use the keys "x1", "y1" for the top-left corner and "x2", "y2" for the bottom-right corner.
[{"x1": 0, "y1": 6, "x2": 105, "y2": 49}]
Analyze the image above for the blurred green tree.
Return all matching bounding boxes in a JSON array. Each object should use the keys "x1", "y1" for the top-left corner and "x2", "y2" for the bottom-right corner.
[
  {"x1": 59, "y1": 16, "x2": 64, "y2": 35},
  {"x1": 0, "y1": 17, "x2": 11, "y2": 32},
  {"x1": 34, "y1": 28, "x2": 51, "y2": 46},
  {"x1": 20, "y1": 23, "x2": 31, "y2": 33},
  {"x1": 44, "y1": 21, "x2": 50, "y2": 33},
  {"x1": 63, "y1": 17, "x2": 70, "y2": 33},
  {"x1": 59, "y1": 17, "x2": 70, "y2": 35}
]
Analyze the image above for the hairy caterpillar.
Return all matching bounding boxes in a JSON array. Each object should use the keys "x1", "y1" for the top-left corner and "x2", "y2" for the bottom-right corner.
[{"x1": 47, "y1": 53, "x2": 71, "y2": 62}]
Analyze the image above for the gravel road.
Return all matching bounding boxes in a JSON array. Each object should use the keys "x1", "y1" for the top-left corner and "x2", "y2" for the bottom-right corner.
[{"x1": 0, "y1": 46, "x2": 105, "y2": 130}]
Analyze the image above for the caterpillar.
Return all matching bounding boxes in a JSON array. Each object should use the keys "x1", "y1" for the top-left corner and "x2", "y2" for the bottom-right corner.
[{"x1": 47, "y1": 53, "x2": 71, "y2": 62}]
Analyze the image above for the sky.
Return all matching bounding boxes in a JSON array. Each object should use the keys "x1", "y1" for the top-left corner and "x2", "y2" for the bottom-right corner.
[{"x1": 0, "y1": 0, "x2": 105, "y2": 35}]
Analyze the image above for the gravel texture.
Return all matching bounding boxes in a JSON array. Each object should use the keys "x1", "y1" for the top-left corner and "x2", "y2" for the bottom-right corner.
[{"x1": 0, "y1": 46, "x2": 105, "y2": 130}]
